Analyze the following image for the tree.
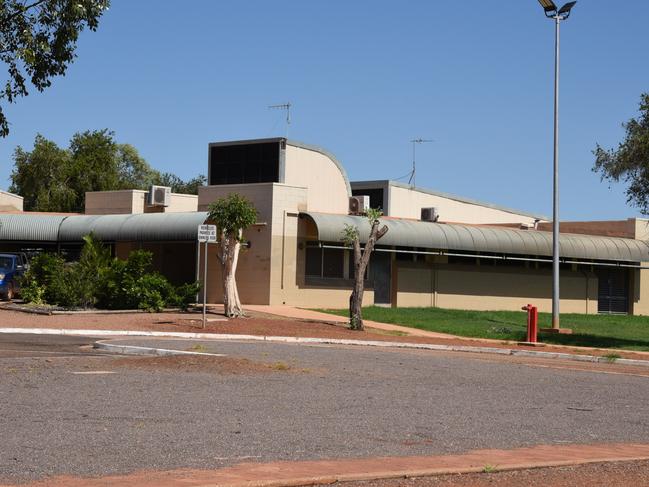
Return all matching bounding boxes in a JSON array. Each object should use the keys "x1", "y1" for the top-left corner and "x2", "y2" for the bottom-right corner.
[
  {"x1": 207, "y1": 193, "x2": 257, "y2": 318},
  {"x1": 154, "y1": 172, "x2": 207, "y2": 195},
  {"x1": 9, "y1": 130, "x2": 202, "y2": 211},
  {"x1": 341, "y1": 208, "x2": 388, "y2": 331},
  {"x1": 593, "y1": 93, "x2": 649, "y2": 214},
  {"x1": 0, "y1": 0, "x2": 109, "y2": 137},
  {"x1": 10, "y1": 134, "x2": 76, "y2": 211}
]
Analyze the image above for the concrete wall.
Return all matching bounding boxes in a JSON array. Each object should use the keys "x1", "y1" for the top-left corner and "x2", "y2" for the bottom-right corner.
[
  {"x1": 387, "y1": 185, "x2": 541, "y2": 225},
  {"x1": 395, "y1": 261, "x2": 598, "y2": 314},
  {"x1": 197, "y1": 182, "x2": 371, "y2": 308},
  {"x1": 198, "y1": 183, "x2": 279, "y2": 305},
  {"x1": 86, "y1": 190, "x2": 146, "y2": 215},
  {"x1": 0, "y1": 190, "x2": 23, "y2": 212},
  {"x1": 283, "y1": 144, "x2": 349, "y2": 214},
  {"x1": 86, "y1": 190, "x2": 198, "y2": 215},
  {"x1": 537, "y1": 219, "x2": 637, "y2": 238},
  {"x1": 630, "y1": 266, "x2": 649, "y2": 316}
]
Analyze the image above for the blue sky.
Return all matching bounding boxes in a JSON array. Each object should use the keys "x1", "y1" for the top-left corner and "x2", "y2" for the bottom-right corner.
[{"x1": 1, "y1": 0, "x2": 648, "y2": 220}]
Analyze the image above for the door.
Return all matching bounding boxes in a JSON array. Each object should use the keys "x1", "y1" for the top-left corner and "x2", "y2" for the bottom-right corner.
[{"x1": 597, "y1": 268, "x2": 629, "y2": 314}]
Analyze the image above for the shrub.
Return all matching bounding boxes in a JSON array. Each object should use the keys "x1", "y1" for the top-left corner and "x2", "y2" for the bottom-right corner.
[
  {"x1": 20, "y1": 252, "x2": 66, "y2": 305},
  {"x1": 169, "y1": 282, "x2": 200, "y2": 311},
  {"x1": 19, "y1": 280, "x2": 45, "y2": 305},
  {"x1": 22, "y1": 235, "x2": 197, "y2": 312}
]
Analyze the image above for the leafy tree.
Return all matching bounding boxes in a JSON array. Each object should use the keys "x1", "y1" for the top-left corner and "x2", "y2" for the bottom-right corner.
[
  {"x1": 116, "y1": 144, "x2": 159, "y2": 189},
  {"x1": 207, "y1": 193, "x2": 257, "y2": 318},
  {"x1": 9, "y1": 134, "x2": 75, "y2": 211},
  {"x1": 9, "y1": 130, "x2": 201, "y2": 211},
  {"x1": 68, "y1": 129, "x2": 121, "y2": 204},
  {"x1": 155, "y1": 172, "x2": 207, "y2": 195},
  {"x1": 341, "y1": 208, "x2": 388, "y2": 331},
  {"x1": 593, "y1": 93, "x2": 649, "y2": 214},
  {"x1": 0, "y1": 0, "x2": 109, "y2": 136}
]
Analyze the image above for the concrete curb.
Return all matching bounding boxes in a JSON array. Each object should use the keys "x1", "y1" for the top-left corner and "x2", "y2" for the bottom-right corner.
[
  {"x1": 0, "y1": 303, "x2": 185, "y2": 315},
  {"x1": 2, "y1": 327, "x2": 648, "y2": 368},
  {"x1": 94, "y1": 341, "x2": 224, "y2": 357}
]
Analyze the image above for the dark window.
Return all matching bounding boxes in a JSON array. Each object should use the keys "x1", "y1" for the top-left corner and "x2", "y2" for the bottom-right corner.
[
  {"x1": 352, "y1": 188, "x2": 384, "y2": 211},
  {"x1": 323, "y1": 248, "x2": 345, "y2": 278},
  {"x1": 305, "y1": 245, "x2": 346, "y2": 279},
  {"x1": 305, "y1": 247, "x2": 322, "y2": 277},
  {"x1": 209, "y1": 142, "x2": 280, "y2": 185}
]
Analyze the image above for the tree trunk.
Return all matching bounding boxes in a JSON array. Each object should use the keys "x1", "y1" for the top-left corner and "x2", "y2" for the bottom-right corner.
[
  {"x1": 348, "y1": 220, "x2": 388, "y2": 331},
  {"x1": 221, "y1": 231, "x2": 244, "y2": 318}
]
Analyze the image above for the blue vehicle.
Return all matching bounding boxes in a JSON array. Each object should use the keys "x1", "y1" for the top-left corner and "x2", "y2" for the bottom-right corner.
[{"x1": 0, "y1": 253, "x2": 27, "y2": 301}]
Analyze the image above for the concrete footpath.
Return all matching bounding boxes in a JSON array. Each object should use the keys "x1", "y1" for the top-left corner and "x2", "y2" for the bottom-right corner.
[{"x1": 244, "y1": 304, "x2": 457, "y2": 339}]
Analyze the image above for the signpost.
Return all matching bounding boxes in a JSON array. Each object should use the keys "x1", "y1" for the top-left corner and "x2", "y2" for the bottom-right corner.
[{"x1": 197, "y1": 224, "x2": 217, "y2": 328}]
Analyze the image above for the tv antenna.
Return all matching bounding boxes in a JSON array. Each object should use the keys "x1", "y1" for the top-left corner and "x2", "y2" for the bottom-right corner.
[
  {"x1": 408, "y1": 138, "x2": 433, "y2": 187},
  {"x1": 269, "y1": 102, "x2": 291, "y2": 138}
]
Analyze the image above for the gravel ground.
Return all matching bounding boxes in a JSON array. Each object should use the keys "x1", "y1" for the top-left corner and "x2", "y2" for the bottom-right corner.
[
  {"x1": 336, "y1": 460, "x2": 649, "y2": 487},
  {"x1": 1, "y1": 336, "x2": 649, "y2": 483}
]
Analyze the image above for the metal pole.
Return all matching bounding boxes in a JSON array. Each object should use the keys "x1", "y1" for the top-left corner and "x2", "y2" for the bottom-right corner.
[
  {"x1": 195, "y1": 241, "x2": 200, "y2": 303},
  {"x1": 551, "y1": 14, "x2": 561, "y2": 329},
  {"x1": 202, "y1": 241, "x2": 208, "y2": 329}
]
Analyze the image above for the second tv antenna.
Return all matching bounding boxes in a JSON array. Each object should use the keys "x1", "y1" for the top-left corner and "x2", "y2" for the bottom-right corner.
[
  {"x1": 408, "y1": 138, "x2": 433, "y2": 187},
  {"x1": 269, "y1": 102, "x2": 291, "y2": 138}
]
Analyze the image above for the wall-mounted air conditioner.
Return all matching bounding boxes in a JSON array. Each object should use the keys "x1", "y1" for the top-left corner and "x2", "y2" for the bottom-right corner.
[
  {"x1": 421, "y1": 207, "x2": 439, "y2": 222},
  {"x1": 349, "y1": 195, "x2": 370, "y2": 215},
  {"x1": 148, "y1": 185, "x2": 171, "y2": 207}
]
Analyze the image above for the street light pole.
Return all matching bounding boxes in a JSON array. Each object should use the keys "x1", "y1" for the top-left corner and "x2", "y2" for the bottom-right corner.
[
  {"x1": 537, "y1": 0, "x2": 577, "y2": 331},
  {"x1": 552, "y1": 13, "x2": 561, "y2": 329}
]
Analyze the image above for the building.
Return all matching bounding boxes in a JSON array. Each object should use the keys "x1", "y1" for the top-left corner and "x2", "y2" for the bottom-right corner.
[{"x1": 1, "y1": 137, "x2": 649, "y2": 315}]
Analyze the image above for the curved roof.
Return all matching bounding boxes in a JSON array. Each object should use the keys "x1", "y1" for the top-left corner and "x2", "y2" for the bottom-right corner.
[
  {"x1": 0, "y1": 214, "x2": 67, "y2": 242},
  {"x1": 302, "y1": 212, "x2": 649, "y2": 263},
  {"x1": 287, "y1": 139, "x2": 352, "y2": 197},
  {"x1": 0, "y1": 212, "x2": 208, "y2": 242},
  {"x1": 58, "y1": 212, "x2": 209, "y2": 242}
]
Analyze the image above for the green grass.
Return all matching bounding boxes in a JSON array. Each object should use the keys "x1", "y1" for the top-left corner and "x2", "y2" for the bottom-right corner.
[{"x1": 316, "y1": 307, "x2": 649, "y2": 351}]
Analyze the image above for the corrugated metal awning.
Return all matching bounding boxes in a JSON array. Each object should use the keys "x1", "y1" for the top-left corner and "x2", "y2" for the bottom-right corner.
[
  {"x1": 58, "y1": 212, "x2": 209, "y2": 242},
  {"x1": 0, "y1": 214, "x2": 67, "y2": 242},
  {"x1": 302, "y1": 212, "x2": 649, "y2": 263},
  {"x1": 0, "y1": 212, "x2": 208, "y2": 242}
]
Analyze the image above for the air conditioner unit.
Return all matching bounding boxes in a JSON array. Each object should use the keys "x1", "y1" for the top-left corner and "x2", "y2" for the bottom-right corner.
[
  {"x1": 148, "y1": 185, "x2": 171, "y2": 207},
  {"x1": 349, "y1": 195, "x2": 370, "y2": 215},
  {"x1": 421, "y1": 207, "x2": 439, "y2": 222}
]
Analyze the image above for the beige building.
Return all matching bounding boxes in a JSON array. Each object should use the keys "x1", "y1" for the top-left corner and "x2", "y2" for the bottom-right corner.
[
  {"x1": 85, "y1": 189, "x2": 198, "y2": 215},
  {"x1": 2, "y1": 137, "x2": 649, "y2": 316},
  {"x1": 0, "y1": 190, "x2": 23, "y2": 212}
]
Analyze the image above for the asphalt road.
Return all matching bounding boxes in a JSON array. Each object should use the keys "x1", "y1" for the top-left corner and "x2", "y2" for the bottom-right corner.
[{"x1": 1, "y1": 334, "x2": 649, "y2": 483}]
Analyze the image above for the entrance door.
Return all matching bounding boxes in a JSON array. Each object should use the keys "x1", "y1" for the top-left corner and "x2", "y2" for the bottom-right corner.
[
  {"x1": 597, "y1": 268, "x2": 629, "y2": 314},
  {"x1": 372, "y1": 252, "x2": 392, "y2": 305}
]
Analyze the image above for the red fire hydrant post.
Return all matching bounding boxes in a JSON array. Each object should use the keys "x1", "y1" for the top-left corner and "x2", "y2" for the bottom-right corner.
[{"x1": 521, "y1": 304, "x2": 539, "y2": 343}]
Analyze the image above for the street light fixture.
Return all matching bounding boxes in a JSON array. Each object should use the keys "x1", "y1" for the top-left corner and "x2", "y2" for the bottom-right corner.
[{"x1": 537, "y1": 0, "x2": 577, "y2": 332}]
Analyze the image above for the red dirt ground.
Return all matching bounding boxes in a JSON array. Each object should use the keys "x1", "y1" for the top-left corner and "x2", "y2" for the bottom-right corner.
[
  {"x1": 0, "y1": 308, "x2": 649, "y2": 360},
  {"x1": 2, "y1": 307, "x2": 649, "y2": 362}
]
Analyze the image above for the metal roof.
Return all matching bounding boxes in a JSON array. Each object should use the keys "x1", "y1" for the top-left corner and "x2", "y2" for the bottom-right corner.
[
  {"x1": 0, "y1": 214, "x2": 67, "y2": 242},
  {"x1": 0, "y1": 212, "x2": 208, "y2": 243},
  {"x1": 58, "y1": 212, "x2": 209, "y2": 242},
  {"x1": 302, "y1": 212, "x2": 649, "y2": 263}
]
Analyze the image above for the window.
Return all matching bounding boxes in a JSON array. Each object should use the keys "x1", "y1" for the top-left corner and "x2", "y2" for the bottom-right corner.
[
  {"x1": 305, "y1": 245, "x2": 346, "y2": 279},
  {"x1": 209, "y1": 142, "x2": 280, "y2": 185}
]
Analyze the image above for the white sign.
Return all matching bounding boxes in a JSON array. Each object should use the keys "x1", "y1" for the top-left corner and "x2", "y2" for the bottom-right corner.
[{"x1": 198, "y1": 224, "x2": 217, "y2": 243}]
